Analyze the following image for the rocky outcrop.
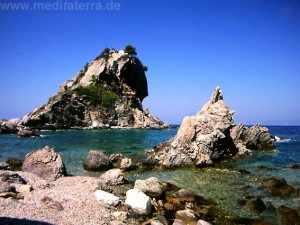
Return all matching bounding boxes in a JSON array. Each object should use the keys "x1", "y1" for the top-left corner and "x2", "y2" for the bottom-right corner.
[
  {"x1": 0, "y1": 119, "x2": 20, "y2": 134},
  {"x1": 19, "y1": 47, "x2": 168, "y2": 130},
  {"x1": 22, "y1": 146, "x2": 67, "y2": 181},
  {"x1": 146, "y1": 87, "x2": 277, "y2": 168},
  {"x1": 17, "y1": 128, "x2": 39, "y2": 138}
]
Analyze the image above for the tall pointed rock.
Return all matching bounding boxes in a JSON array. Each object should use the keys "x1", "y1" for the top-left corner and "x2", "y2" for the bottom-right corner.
[{"x1": 146, "y1": 87, "x2": 277, "y2": 168}]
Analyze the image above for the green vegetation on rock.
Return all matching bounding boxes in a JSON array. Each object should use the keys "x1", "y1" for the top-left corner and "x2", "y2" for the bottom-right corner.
[{"x1": 73, "y1": 85, "x2": 119, "y2": 108}]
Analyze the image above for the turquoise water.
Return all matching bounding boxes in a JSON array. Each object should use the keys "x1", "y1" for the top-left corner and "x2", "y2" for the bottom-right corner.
[
  {"x1": 0, "y1": 126, "x2": 299, "y2": 224},
  {"x1": 0, "y1": 129, "x2": 177, "y2": 175}
]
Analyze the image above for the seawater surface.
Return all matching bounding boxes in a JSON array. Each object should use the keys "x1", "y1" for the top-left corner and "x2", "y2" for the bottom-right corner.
[{"x1": 0, "y1": 126, "x2": 299, "y2": 224}]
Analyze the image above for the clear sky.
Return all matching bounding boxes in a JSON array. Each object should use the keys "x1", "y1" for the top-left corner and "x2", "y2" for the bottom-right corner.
[{"x1": 0, "y1": 0, "x2": 299, "y2": 125}]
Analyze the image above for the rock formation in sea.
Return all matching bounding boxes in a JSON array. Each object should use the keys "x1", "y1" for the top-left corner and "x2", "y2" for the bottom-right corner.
[
  {"x1": 19, "y1": 46, "x2": 168, "y2": 130},
  {"x1": 146, "y1": 86, "x2": 277, "y2": 168}
]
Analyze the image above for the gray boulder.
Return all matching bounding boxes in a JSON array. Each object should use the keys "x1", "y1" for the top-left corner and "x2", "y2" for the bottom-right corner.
[
  {"x1": 99, "y1": 169, "x2": 126, "y2": 186},
  {"x1": 83, "y1": 150, "x2": 112, "y2": 171},
  {"x1": 134, "y1": 177, "x2": 163, "y2": 198},
  {"x1": 22, "y1": 146, "x2": 67, "y2": 181}
]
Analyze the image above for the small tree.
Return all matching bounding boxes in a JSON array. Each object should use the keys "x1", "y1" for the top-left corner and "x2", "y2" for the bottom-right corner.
[
  {"x1": 124, "y1": 45, "x2": 137, "y2": 56},
  {"x1": 100, "y1": 47, "x2": 110, "y2": 58},
  {"x1": 84, "y1": 62, "x2": 89, "y2": 72}
]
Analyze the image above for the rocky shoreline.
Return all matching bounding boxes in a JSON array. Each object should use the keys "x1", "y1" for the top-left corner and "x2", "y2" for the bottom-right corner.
[{"x1": 1, "y1": 143, "x2": 299, "y2": 225}]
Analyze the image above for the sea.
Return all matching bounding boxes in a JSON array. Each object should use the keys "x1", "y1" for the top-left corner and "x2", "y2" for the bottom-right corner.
[{"x1": 0, "y1": 126, "x2": 299, "y2": 224}]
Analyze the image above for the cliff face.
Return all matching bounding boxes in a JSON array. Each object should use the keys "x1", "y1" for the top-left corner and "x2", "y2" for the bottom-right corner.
[
  {"x1": 21, "y1": 48, "x2": 168, "y2": 130},
  {"x1": 146, "y1": 87, "x2": 277, "y2": 168}
]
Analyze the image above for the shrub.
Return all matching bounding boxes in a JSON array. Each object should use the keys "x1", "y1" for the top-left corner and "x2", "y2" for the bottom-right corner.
[
  {"x1": 95, "y1": 47, "x2": 111, "y2": 61},
  {"x1": 124, "y1": 45, "x2": 137, "y2": 56}
]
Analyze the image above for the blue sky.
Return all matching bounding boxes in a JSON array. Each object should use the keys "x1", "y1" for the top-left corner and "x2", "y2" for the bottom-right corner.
[{"x1": 0, "y1": 0, "x2": 299, "y2": 125}]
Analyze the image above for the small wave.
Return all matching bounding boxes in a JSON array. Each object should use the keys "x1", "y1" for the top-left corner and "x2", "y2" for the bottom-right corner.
[
  {"x1": 275, "y1": 136, "x2": 292, "y2": 143},
  {"x1": 40, "y1": 135, "x2": 46, "y2": 137},
  {"x1": 276, "y1": 139, "x2": 292, "y2": 143}
]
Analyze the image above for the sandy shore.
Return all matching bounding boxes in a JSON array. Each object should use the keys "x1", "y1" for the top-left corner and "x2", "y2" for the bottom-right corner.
[{"x1": 0, "y1": 170, "x2": 130, "y2": 225}]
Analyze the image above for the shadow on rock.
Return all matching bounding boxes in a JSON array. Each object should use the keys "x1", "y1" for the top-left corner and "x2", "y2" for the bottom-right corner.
[{"x1": 0, "y1": 217, "x2": 54, "y2": 225}]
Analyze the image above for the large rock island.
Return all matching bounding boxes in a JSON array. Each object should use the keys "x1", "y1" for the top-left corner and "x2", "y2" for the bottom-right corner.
[
  {"x1": 19, "y1": 46, "x2": 168, "y2": 130},
  {"x1": 146, "y1": 87, "x2": 277, "y2": 168}
]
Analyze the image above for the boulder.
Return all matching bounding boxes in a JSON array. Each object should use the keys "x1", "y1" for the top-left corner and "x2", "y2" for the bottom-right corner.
[
  {"x1": 120, "y1": 157, "x2": 133, "y2": 170},
  {"x1": 134, "y1": 177, "x2": 163, "y2": 198},
  {"x1": 83, "y1": 150, "x2": 112, "y2": 171},
  {"x1": 99, "y1": 169, "x2": 126, "y2": 186},
  {"x1": 125, "y1": 189, "x2": 152, "y2": 215},
  {"x1": 175, "y1": 209, "x2": 198, "y2": 224},
  {"x1": 22, "y1": 146, "x2": 67, "y2": 181},
  {"x1": 146, "y1": 87, "x2": 277, "y2": 168},
  {"x1": 94, "y1": 190, "x2": 120, "y2": 207}
]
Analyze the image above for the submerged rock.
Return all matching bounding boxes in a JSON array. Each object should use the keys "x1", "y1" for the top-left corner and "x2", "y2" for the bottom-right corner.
[
  {"x1": 285, "y1": 164, "x2": 300, "y2": 169},
  {"x1": 146, "y1": 87, "x2": 277, "y2": 168},
  {"x1": 22, "y1": 146, "x2": 67, "y2": 181},
  {"x1": 19, "y1": 47, "x2": 168, "y2": 130},
  {"x1": 279, "y1": 205, "x2": 300, "y2": 225},
  {"x1": 262, "y1": 178, "x2": 295, "y2": 197},
  {"x1": 246, "y1": 197, "x2": 266, "y2": 214}
]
